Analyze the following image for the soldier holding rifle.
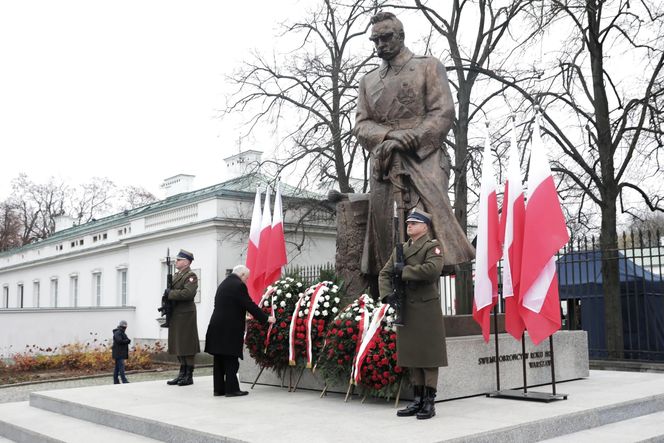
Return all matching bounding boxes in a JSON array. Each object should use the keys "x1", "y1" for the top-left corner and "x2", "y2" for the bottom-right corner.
[
  {"x1": 164, "y1": 249, "x2": 200, "y2": 387},
  {"x1": 379, "y1": 208, "x2": 445, "y2": 420}
]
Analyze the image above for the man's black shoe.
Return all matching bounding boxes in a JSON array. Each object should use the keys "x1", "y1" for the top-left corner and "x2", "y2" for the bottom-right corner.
[
  {"x1": 213, "y1": 391, "x2": 224, "y2": 397},
  {"x1": 226, "y1": 391, "x2": 249, "y2": 397}
]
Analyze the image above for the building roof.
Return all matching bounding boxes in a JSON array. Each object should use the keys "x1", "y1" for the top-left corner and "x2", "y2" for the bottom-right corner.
[{"x1": 0, "y1": 173, "x2": 325, "y2": 257}]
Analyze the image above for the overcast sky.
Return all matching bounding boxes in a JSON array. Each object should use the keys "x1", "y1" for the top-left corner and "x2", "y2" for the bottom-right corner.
[{"x1": 0, "y1": 0, "x2": 304, "y2": 200}]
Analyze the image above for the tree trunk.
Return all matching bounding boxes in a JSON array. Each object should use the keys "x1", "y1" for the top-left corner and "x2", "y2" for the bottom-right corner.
[{"x1": 453, "y1": 100, "x2": 473, "y2": 314}]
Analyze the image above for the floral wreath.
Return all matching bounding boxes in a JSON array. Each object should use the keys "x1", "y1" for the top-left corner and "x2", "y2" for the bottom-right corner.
[
  {"x1": 315, "y1": 294, "x2": 376, "y2": 387},
  {"x1": 246, "y1": 277, "x2": 304, "y2": 373},
  {"x1": 355, "y1": 304, "x2": 406, "y2": 398},
  {"x1": 287, "y1": 281, "x2": 342, "y2": 368}
]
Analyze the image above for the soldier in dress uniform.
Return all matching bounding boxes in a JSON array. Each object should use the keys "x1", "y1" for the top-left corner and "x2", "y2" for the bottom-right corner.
[
  {"x1": 354, "y1": 11, "x2": 474, "y2": 276},
  {"x1": 379, "y1": 209, "x2": 446, "y2": 420},
  {"x1": 165, "y1": 249, "x2": 200, "y2": 386}
]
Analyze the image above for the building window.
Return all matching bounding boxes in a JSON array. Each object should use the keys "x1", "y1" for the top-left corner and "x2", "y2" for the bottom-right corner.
[
  {"x1": 119, "y1": 269, "x2": 128, "y2": 306},
  {"x1": 93, "y1": 272, "x2": 102, "y2": 306},
  {"x1": 70, "y1": 276, "x2": 79, "y2": 307},
  {"x1": 17, "y1": 284, "x2": 23, "y2": 308},
  {"x1": 33, "y1": 281, "x2": 40, "y2": 308},
  {"x1": 2, "y1": 286, "x2": 8, "y2": 308},
  {"x1": 51, "y1": 278, "x2": 59, "y2": 308}
]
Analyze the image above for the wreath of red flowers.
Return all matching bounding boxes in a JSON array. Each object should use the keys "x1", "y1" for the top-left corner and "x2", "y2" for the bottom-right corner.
[
  {"x1": 315, "y1": 294, "x2": 376, "y2": 386},
  {"x1": 357, "y1": 305, "x2": 406, "y2": 398},
  {"x1": 245, "y1": 277, "x2": 305, "y2": 373}
]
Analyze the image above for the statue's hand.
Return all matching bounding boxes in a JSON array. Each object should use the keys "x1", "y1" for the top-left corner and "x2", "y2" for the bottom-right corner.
[{"x1": 387, "y1": 129, "x2": 419, "y2": 152}]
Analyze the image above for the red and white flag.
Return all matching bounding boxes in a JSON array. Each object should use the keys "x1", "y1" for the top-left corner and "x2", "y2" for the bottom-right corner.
[
  {"x1": 472, "y1": 128, "x2": 502, "y2": 342},
  {"x1": 251, "y1": 187, "x2": 272, "y2": 299},
  {"x1": 519, "y1": 117, "x2": 569, "y2": 345},
  {"x1": 501, "y1": 121, "x2": 527, "y2": 340},
  {"x1": 246, "y1": 188, "x2": 263, "y2": 303},
  {"x1": 264, "y1": 183, "x2": 288, "y2": 287}
]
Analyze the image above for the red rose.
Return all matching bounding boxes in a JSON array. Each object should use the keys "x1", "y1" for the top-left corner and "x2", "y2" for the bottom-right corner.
[
  {"x1": 388, "y1": 343, "x2": 396, "y2": 350},
  {"x1": 345, "y1": 320, "x2": 352, "y2": 326},
  {"x1": 368, "y1": 342, "x2": 375, "y2": 350},
  {"x1": 378, "y1": 341, "x2": 385, "y2": 348},
  {"x1": 392, "y1": 353, "x2": 398, "y2": 361},
  {"x1": 344, "y1": 355, "x2": 350, "y2": 361},
  {"x1": 280, "y1": 322, "x2": 287, "y2": 328},
  {"x1": 337, "y1": 343, "x2": 344, "y2": 351},
  {"x1": 277, "y1": 308, "x2": 285, "y2": 314},
  {"x1": 390, "y1": 334, "x2": 397, "y2": 340},
  {"x1": 394, "y1": 366, "x2": 402, "y2": 373},
  {"x1": 347, "y1": 328, "x2": 354, "y2": 334},
  {"x1": 335, "y1": 319, "x2": 342, "y2": 326},
  {"x1": 372, "y1": 355, "x2": 380, "y2": 362},
  {"x1": 381, "y1": 358, "x2": 389, "y2": 366},
  {"x1": 351, "y1": 334, "x2": 358, "y2": 341},
  {"x1": 383, "y1": 371, "x2": 390, "y2": 378},
  {"x1": 337, "y1": 330, "x2": 344, "y2": 337}
]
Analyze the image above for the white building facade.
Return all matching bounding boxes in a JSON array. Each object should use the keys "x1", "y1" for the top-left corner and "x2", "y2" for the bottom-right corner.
[{"x1": 0, "y1": 174, "x2": 336, "y2": 355}]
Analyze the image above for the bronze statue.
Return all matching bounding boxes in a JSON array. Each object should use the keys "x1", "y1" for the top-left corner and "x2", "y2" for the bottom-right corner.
[{"x1": 354, "y1": 11, "x2": 474, "y2": 275}]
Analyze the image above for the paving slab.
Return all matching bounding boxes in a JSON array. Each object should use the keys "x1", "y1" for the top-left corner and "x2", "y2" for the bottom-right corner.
[
  {"x1": 21, "y1": 370, "x2": 664, "y2": 442},
  {"x1": 541, "y1": 410, "x2": 664, "y2": 442}
]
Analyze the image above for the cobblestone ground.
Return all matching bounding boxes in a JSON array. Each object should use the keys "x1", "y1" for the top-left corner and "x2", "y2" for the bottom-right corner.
[{"x1": 0, "y1": 366, "x2": 213, "y2": 404}]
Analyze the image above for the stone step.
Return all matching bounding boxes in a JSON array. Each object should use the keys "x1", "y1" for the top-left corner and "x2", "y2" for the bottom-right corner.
[
  {"x1": 22, "y1": 371, "x2": 664, "y2": 442},
  {"x1": 0, "y1": 401, "x2": 161, "y2": 443},
  {"x1": 540, "y1": 410, "x2": 664, "y2": 442}
]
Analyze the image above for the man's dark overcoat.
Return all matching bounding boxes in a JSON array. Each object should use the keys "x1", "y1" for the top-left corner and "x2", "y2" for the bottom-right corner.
[{"x1": 204, "y1": 273, "x2": 268, "y2": 358}]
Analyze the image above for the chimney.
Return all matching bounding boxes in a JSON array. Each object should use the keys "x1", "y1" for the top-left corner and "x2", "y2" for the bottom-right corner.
[
  {"x1": 53, "y1": 214, "x2": 76, "y2": 232},
  {"x1": 223, "y1": 150, "x2": 262, "y2": 179},
  {"x1": 161, "y1": 174, "x2": 195, "y2": 198}
]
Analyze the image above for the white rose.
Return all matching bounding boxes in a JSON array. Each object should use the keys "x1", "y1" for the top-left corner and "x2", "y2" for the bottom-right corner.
[
  {"x1": 334, "y1": 297, "x2": 340, "y2": 304},
  {"x1": 279, "y1": 301, "x2": 286, "y2": 308},
  {"x1": 263, "y1": 301, "x2": 270, "y2": 307},
  {"x1": 325, "y1": 295, "x2": 330, "y2": 301},
  {"x1": 276, "y1": 289, "x2": 282, "y2": 295},
  {"x1": 323, "y1": 302, "x2": 330, "y2": 308},
  {"x1": 322, "y1": 310, "x2": 328, "y2": 316},
  {"x1": 304, "y1": 308, "x2": 309, "y2": 315},
  {"x1": 332, "y1": 307, "x2": 338, "y2": 313},
  {"x1": 315, "y1": 310, "x2": 320, "y2": 316},
  {"x1": 355, "y1": 315, "x2": 361, "y2": 321},
  {"x1": 297, "y1": 282, "x2": 302, "y2": 287},
  {"x1": 298, "y1": 311, "x2": 304, "y2": 317}
]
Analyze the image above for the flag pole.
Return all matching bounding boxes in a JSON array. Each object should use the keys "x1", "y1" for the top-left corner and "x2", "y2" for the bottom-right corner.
[
  {"x1": 520, "y1": 332, "x2": 528, "y2": 394},
  {"x1": 492, "y1": 304, "x2": 501, "y2": 391},
  {"x1": 549, "y1": 335, "x2": 557, "y2": 395}
]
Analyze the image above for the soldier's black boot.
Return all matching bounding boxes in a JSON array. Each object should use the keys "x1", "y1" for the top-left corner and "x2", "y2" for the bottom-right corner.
[
  {"x1": 416, "y1": 386, "x2": 436, "y2": 420},
  {"x1": 397, "y1": 385, "x2": 423, "y2": 417},
  {"x1": 178, "y1": 366, "x2": 194, "y2": 386},
  {"x1": 167, "y1": 362, "x2": 185, "y2": 385}
]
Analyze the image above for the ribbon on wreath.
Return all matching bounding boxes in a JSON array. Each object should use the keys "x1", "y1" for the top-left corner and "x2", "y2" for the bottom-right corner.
[
  {"x1": 259, "y1": 287, "x2": 277, "y2": 352},
  {"x1": 351, "y1": 303, "x2": 389, "y2": 385},
  {"x1": 288, "y1": 282, "x2": 326, "y2": 367}
]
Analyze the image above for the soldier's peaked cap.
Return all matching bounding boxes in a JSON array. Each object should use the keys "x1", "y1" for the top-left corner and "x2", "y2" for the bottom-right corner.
[
  {"x1": 406, "y1": 208, "x2": 432, "y2": 225},
  {"x1": 176, "y1": 249, "x2": 194, "y2": 261}
]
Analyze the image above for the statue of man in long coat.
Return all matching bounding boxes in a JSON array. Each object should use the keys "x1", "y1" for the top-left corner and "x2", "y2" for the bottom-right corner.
[{"x1": 354, "y1": 11, "x2": 474, "y2": 275}]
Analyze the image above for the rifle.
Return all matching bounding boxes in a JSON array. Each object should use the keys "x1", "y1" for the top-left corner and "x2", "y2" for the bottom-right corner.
[
  {"x1": 157, "y1": 248, "x2": 174, "y2": 328},
  {"x1": 388, "y1": 201, "x2": 406, "y2": 326}
]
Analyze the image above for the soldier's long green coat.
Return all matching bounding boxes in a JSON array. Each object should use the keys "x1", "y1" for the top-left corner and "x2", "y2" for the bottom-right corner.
[
  {"x1": 167, "y1": 267, "x2": 201, "y2": 356},
  {"x1": 379, "y1": 233, "x2": 447, "y2": 367}
]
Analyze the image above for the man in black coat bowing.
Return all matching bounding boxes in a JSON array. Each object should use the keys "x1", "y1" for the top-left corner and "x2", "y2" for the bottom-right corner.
[{"x1": 204, "y1": 264, "x2": 275, "y2": 397}]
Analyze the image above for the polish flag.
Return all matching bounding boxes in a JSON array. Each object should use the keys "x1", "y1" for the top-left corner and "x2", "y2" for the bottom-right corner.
[
  {"x1": 472, "y1": 129, "x2": 502, "y2": 342},
  {"x1": 264, "y1": 183, "x2": 288, "y2": 287},
  {"x1": 252, "y1": 187, "x2": 272, "y2": 300},
  {"x1": 501, "y1": 121, "x2": 527, "y2": 340},
  {"x1": 519, "y1": 118, "x2": 569, "y2": 345},
  {"x1": 246, "y1": 188, "x2": 263, "y2": 302}
]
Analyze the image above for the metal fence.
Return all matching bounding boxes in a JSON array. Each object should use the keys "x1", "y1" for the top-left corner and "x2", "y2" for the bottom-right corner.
[{"x1": 289, "y1": 230, "x2": 664, "y2": 362}]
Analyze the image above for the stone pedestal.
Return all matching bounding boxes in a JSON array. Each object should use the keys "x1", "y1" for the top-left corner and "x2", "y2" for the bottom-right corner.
[{"x1": 239, "y1": 329, "x2": 589, "y2": 401}]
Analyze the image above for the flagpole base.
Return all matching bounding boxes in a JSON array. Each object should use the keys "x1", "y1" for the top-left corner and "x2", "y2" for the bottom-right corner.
[{"x1": 486, "y1": 389, "x2": 568, "y2": 403}]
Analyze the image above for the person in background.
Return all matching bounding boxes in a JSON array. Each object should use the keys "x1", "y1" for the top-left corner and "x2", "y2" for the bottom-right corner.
[
  {"x1": 112, "y1": 320, "x2": 131, "y2": 384},
  {"x1": 204, "y1": 265, "x2": 275, "y2": 397}
]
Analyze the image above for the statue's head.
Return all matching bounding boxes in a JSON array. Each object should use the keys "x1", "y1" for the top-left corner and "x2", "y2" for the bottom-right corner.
[{"x1": 369, "y1": 12, "x2": 405, "y2": 61}]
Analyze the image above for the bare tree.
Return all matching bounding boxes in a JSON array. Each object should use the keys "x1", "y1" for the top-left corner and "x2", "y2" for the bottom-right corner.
[
  {"x1": 0, "y1": 202, "x2": 21, "y2": 251},
  {"x1": 9, "y1": 174, "x2": 68, "y2": 244},
  {"x1": 408, "y1": 0, "x2": 544, "y2": 312},
  {"x1": 224, "y1": 0, "x2": 385, "y2": 193},
  {"x1": 117, "y1": 185, "x2": 158, "y2": 211},
  {"x1": 69, "y1": 177, "x2": 117, "y2": 225}
]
